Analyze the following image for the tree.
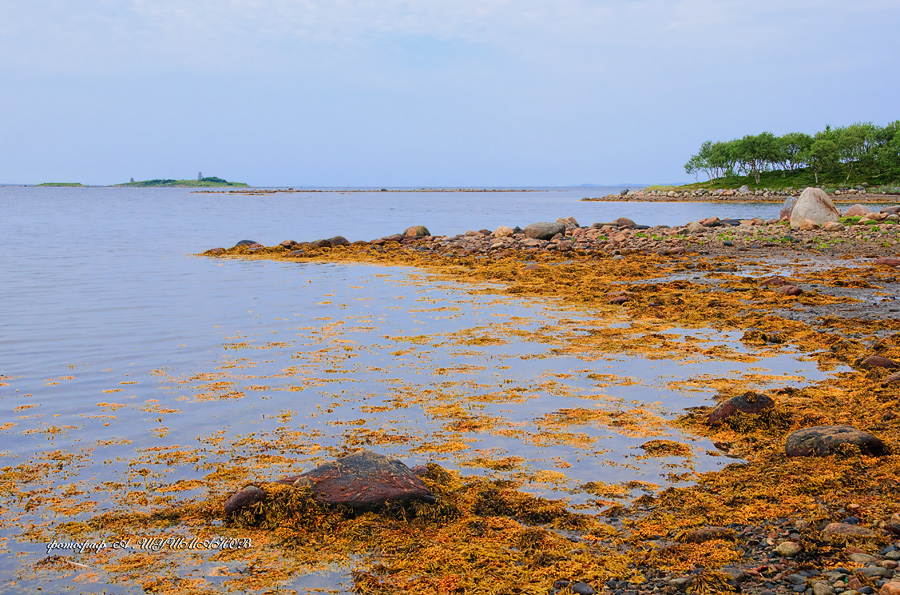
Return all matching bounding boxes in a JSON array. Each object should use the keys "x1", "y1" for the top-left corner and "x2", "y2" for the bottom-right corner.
[
  {"x1": 778, "y1": 132, "x2": 812, "y2": 172},
  {"x1": 684, "y1": 140, "x2": 713, "y2": 181},
  {"x1": 808, "y1": 136, "x2": 839, "y2": 185}
]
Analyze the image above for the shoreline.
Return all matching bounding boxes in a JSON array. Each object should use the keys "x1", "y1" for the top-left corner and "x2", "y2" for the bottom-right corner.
[
  {"x1": 194, "y1": 209, "x2": 900, "y2": 593},
  {"x1": 585, "y1": 191, "x2": 899, "y2": 204}
]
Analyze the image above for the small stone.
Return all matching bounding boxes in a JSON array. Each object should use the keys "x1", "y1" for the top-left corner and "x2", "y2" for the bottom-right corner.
[
  {"x1": 875, "y1": 258, "x2": 900, "y2": 267},
  {"x1": 880, "y1": 582, "x2": 900, "y2": 595},
  {"x1": 850, "y1": 553, "x2": 878, "y2": 564},
  {"x1": 614, "y1": 217, "x2": 637, "y2": 229},
  {"x1": 861, "y1": 567, "x2": 892, "y2": 579},
  {"x1": 815, "y1": 582, "x2": 835, "y2": 595},
  {"x1": 234, "y1": 239, "x2": 258, "y2": 247},
  {"x1": 799, "y1": 219, "x2": 820, "y2": 230},
  {"x1": 776, "y1": 541, "x2": 804, "y2": 557},
  {"x1": 668, "y1": 577, "x2": 693, "y2": 590},
  {"x1": 494, "y1": 225, "x2": 514, "y2": 238},
  {"x1": 524, "y1": 222, "x2": 567, "y2": 240},
  {"x1": 824, "y1": 221, "x2": 845, "y2": 232},
  {"x1": 779, "y1": 285, "x2": 803, "y2": 296}
]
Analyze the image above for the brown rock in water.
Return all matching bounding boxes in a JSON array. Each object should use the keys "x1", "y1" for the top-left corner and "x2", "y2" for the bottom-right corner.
[
  {"x1": 785, "y1": 425, "x2": 885, "y2": 457},
  {"x1": 205, "y1": 247, "x2": 226, "y2": 255},
  {"x1": 884, "y1": 371, "x2": 900, "y2": 386},
  {"x1": 861, "y1": 355, "x2": 899, "y2": 369},
  {"x1": 614, "y1": 217, "x2": 637, "y2": 229},
  {"x1": 224, "y1": 485, "x2": 266, "y2": 515},
  {"x1": 708, "y1": 391, "x2": 775, "y2": 425},
  {"x1": 875, "y1": 257, "x2": 900, "y2": 267},
  {"x1": 327, "y1": 235, "x2": 350, "y2": 246},
  {"x1": 823, "y1": 522, "x2": 877, "y2": 537},
  {"x1": 281, "y1": 450, "x2": 435, "y2": 511},
  {"x1": 607, "y1": 290, "x2": 634, "y2": 304},
  {"x1": 700, "y1": 216, "x2": 721, "y2": 227}
]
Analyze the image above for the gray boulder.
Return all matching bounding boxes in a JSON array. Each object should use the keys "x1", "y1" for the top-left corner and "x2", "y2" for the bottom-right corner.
[
  {"x1": 790, "y1": 188, "x2": 841, "y2": 229},
  {"x1": 523, "y1": 222, "x2": 566, "y2": 240},
  {"x1": 779, "y1": 195, "x2": 798, "y2": 221},
  {"x1": 785, "y1": 425, "x2": 885, "y2": 457}
]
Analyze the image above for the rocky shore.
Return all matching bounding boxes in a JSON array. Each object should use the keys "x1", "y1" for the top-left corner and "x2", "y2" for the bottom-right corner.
[
  {"x1": 196, "y1": 188, "x2": 900, "y2": 595},
  {"x1": 586, "y1": 187, "x2": 898, "y2": 204}
]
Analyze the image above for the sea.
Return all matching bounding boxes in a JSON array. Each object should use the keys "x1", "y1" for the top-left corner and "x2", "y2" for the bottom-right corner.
[{"x1": 0, "y1": 186, "x2": 834, "y2": 592}]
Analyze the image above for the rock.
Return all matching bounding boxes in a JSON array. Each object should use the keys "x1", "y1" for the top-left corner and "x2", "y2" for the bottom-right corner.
[
  {"x1": 761, "y1": 275, "x2": 791, "y2": 287},
  {"x1": 790, "y1": 188, "x2": 841, "y2": 228},
  {"x1": 814, "y1": 582, "x2": 835, "y2": 595},
  {"x1": 681, "y1": 526, "x2": 735, "y2": 543},
  {"x1": 708, "y1": 391, "x2": 775, "y2": 425},
  {"x1": 403, "y1": 225, "x2": 430, "y2": 238},
  {"x1": 700, "y1": 216, "x2": 721, "y2": 227},
  {"x1": 881, "y1": 582, "x2": 900, "y2": 595},
  {"x1": 551, "y1": 580, "x2": 596, "y2": 595},
  {"x1": 875, "y1": 257, "x2": 900, "y2": 267},
  {"x1": 780, "y1": 195, "x2": 799, "y2": 221},
  {"x1": 883, "y1": 371, "x2": 900, "y2": 386},
  {"x1": 327, "y1": 236, "x2": 350, "y2": 246},
  {"x1": 614, "y1": 217, "x2": 637, "y2": 229},
  {"x1": 607, "y1": 290, "x2": 634, "y2": 304},
  {"x1": 844, "y1": 204, "x2": 871, "y2": 218},
  {"x1": 738, "y1": 185, "x2": 750, "y2": 194},
  {"x1": 205, "y1": 247, "x2": 226, "y2": 255},
  {"x1": 824, "y1": 221, "x2": 845, "y2": 232},
  {"x1": 686, "y1": 221, "x2": 705, "y2": 233},
  {"x1": 775, "y1": 541, "x2": 803, "y2": 557},
  {"x1": 279, "y1": 450, "x2": 436, "y2": 511},
  {"x1": 234, "y1": 239, "x2": 259, "y2": 247},
  {"x1": 557, "y1": 216, "x2": 579, "y2": 229},
  {"x1": 523, "y1": 222, "x2": 567, "y2": 241},
  {"x1": 799, "y1": 219, "x2": 820, "y2": 231},
  {"x1": 619, "y1": 188, "x2": 628, "y2": 196},
  {"x1": 861, "y1": 356, "x2": 898, "y2": 369},
  {"x1": 279, "y1": 240, "x2": 298, "y2": 248},
  {"x1": 779, "y1": 285, "x2": 803, "y2": 296},
  {"x1": 286, "y1": 250, "x2": 307, "y2": 257},
  {"x1": 224, "y1": 485, "x2": 266, "y2": 515},
  {"x1": 786, "y1": 426, "x2": 885, "y2": 457},
  {"x1": 881, "y1": 206, "x2": 900, "y2": 215},
  {"x1": 494, "y1": 225, "x2": 514, "y2": 238},
  {"x1": 849, "y1": 553, "x2": 878, "y2": 564},
  {"x1": 823, "y1": 523, "x2": 875, "y2": 537},
  {"x1": 668, "y1": 577, "x2": 694, "y2": 590},
  {"x1": 311, "y1": 239, "x2": 333, "y2": 248}
]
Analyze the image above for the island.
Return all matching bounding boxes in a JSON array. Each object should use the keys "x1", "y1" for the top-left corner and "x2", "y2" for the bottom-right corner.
[{"x1": 117, "y1": 176, "x2": 249, "y2": 188}]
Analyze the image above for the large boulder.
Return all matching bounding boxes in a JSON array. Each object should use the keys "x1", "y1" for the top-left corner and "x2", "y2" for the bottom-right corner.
[
  {"x1": 523, "y1": 222, "x2": 566, "y2": 240},
  {"x1": 790, "y1": 188, "x2": 841, "y2": 229},
  {"x1": 785, "y1": 425, "x2": 885, "y2": 457}
]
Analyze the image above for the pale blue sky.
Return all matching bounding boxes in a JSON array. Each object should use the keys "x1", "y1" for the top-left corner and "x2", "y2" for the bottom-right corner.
[{"x1": 1, "y1": 0, "x2": 897, "y2": 186}]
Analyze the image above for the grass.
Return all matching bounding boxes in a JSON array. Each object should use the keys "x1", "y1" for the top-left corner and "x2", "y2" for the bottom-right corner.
[{"x1": 651, "y1": 167, "x2": 900, "y2": 193}]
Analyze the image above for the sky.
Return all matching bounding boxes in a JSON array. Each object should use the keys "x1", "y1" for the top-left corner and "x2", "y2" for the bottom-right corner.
[{"x1": 1, "y1": 0, "x2": 898, "y2": 187}]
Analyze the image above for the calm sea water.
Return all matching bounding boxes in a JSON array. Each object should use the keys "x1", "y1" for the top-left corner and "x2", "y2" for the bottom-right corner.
[{"x1": 1, "y1": 187, "x2": 825, "y2": 591}]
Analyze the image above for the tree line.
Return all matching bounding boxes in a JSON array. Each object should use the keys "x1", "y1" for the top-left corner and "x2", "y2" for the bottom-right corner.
[{"x1": 685, "y1": 122, "x2": 900, "y2": 185}]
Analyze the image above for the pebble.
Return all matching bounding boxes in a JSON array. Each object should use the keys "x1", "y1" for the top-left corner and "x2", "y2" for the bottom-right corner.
[{"x1": 776, "y1": 541, "x2": 804, "y2": 557}]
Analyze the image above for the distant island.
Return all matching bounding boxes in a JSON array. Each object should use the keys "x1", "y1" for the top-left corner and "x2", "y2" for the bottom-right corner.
[
  {"x1": 37, "y1": 182, "x2": 85, "y2": 187},
  {"x1": 118, "y1": 176, "x2": 249, "y2": 188}
]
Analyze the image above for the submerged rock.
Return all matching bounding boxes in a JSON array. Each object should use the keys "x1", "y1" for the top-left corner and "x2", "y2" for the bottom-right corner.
[
  {"x1": 224, "y1": 485, "x2": 266, "y2": 515},
  {"x1": 234, "y1": 239, "x2": 259, "y2": 247},
  {"x1": 785, "y1": 425, "x2": 885, "y2": 457}
]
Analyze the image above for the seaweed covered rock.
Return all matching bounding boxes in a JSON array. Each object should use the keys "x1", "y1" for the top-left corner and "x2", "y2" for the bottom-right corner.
[
  {"x1": 224, "y1": 450, "x2": 437, "y2": 515},
  {"x1": 281, "y1": 450, "x2": 436, "y2": 510},
  {"x1": 708, "y1": 391, "x2": 775, "y2": 425},
  {"x1": 785, "y1": 425, "x2": 885, "y2": 457},
  {"x1": 403, "y1": 225, "x2": 430, "y2": 238}
]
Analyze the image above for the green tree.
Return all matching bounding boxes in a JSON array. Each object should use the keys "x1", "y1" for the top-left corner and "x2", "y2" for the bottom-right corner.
[
  {"x1": 778, "y1": 132, "x2": 812, "y2": 172},
  {"x1": 808, "y1": 132, "x2": 839, "y2": 185}
]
